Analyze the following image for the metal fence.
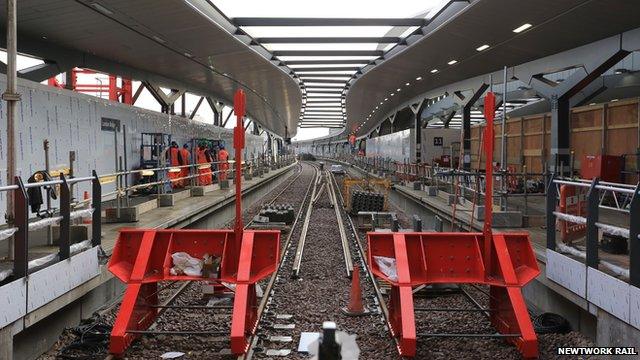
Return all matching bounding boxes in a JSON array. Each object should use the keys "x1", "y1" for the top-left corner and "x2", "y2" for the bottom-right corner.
[{"x1": 0, "y1": 153, "x2": 295, "y2": 284}]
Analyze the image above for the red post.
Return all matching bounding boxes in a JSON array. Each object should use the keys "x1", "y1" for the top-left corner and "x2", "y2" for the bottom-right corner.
[
  {"x1": 482, "y1": 92, "x2": 496, "y2": 276},
  {"x1": 108, "y1": 75, "x2": 118, "y2": 101},
  {"x1": 233, "y1": 89, "x2": 246, "y2": 247}
]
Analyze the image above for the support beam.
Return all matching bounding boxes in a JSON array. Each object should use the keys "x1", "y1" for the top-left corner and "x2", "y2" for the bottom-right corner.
[
  {"x1": 132, "y1": 83, "x2": 145, "y2": 105},
  {"x1": 17, "y1": 60, "x2": 73, "y2": 82},
  {"x1": 190, "y1": 96, "x2": 205, "y2": 120},
  {"x1": 411, "y1": 100, "x2": 428, "y2": 162},
  {"x1": 257, "y1": 37, "x2": 400, "y2": 43},
  {"x1": 273, "y1": 50, "x2": 382, "y2": 57},
  {"x1": 453, "y1": 84, "x2": 489, "y2": 171},
  {"x1": 523, "y1": 49, "x2": 629, "y2": 173},
  {"x1": 286, "y1": 60, "x2": 371, "y2": 65},
  {"x1": 222, "y1": 109, "x2": 233, "y2": 128},
  {"x1": 234, "y1": 18, "x2": 426, "y2": 27},
  {"x1": 290, "y1": 67, "x2": 360, "y2": 72}
]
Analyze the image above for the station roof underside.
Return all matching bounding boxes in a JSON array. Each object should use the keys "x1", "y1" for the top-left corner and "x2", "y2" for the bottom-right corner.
[
  {"x1": 0, "y1": 0, "x2": 302, "y2": 138},
  {"x1": 347, "y1": 0, "x2": 640, "y2": 136}
]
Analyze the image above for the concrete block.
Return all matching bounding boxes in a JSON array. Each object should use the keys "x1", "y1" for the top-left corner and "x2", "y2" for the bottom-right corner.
[
  {"x1": 52, "y1": 225, "x2": 91, "y2": 244},
  {"x1": 105, "y1": 207, "x2": 139, "y2": 223},
  {"x1": 158, "y1": 194, "x2": 175, "y2": 207},
  {"x1": 425, "y1": 186, "x2": 438, "y2": 196},
  {"x1": 492, "y1": 211, "x2": 523, "y2": 227},
  {"x1": 191, "y1": 186, "x2": 206, "y2": 197}
]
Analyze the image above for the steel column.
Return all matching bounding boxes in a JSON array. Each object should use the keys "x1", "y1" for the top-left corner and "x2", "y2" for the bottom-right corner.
[
  {"x1": 13, "y1": 177, "x2": 28, "y2": 279},
  {"x1": 629, "y1": 183, "x2": 640, "y2": 287},
  {"x1": 59, "y1": 174, "x2": 71, "y2": 261},
  {"x1": 585, "y1": 179, "x2": 599, "y2": 268},
  {"x1": 550, "y1": 96, "x2": 571, "y2": 174},
  {"x1": 4, "y1": 0, "x2": 18, "y2": 259},
  {"x1": 92, "y1": 170, "x2": 102, "y2": 247},
  {"x1": 545, "y1": 173, "x2": 557, "y2": 250}
]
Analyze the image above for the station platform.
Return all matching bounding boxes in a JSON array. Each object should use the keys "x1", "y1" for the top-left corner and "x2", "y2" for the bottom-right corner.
[
  {"x1": 0, "y1": 163, "x2": 296, "y2": 360},
  {"x1": 322, "y1": 157, "x2": 640, "y2": 351}
]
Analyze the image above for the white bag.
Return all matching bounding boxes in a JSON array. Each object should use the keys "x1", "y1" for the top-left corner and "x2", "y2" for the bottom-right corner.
[
  {"x1": 373, "y1": 256, "x2": 398, "y2": 282},
  {"x1": 170, "y1": 252, "x2": 203, "y2": 276}
]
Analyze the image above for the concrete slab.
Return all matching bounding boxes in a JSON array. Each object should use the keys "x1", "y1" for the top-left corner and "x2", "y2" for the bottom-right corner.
[
  {"x1": 158, "y1": 194, "x2": 175, "y2": 207},
  {"x1": 425, "y1": 186, "x2": 438, "y2": 196},
  {"x1": 105, "y1": 207, "x2": 139, "y2": 223}
]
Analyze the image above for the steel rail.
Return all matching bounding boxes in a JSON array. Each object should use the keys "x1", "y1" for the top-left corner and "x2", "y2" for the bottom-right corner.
[
  {"x1": 243, "y1": 161, "x2": 320, "y2": 360},
  {"x1": 291, "y1": 162, "x2": 321, "y2": 278},
  {"x1": 327, "y1": 169, "x2": 353, "y2": 278}
]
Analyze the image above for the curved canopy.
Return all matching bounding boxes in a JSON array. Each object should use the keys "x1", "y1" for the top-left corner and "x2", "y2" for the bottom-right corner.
[
  {"x1": 347, "y1": 0, "x2": 640, "y2": 137},
  {"x1": 3, "y1": 0, "x2": 301, "y2": 137}
]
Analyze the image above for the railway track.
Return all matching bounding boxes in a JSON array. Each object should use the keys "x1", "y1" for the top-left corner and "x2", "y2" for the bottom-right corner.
[
  {"x1": 111, "y1": 163, "x2": 319, "y2": 359},
  {"x1": 247, "y1": 164, "x2": 396, "y2": 359}
]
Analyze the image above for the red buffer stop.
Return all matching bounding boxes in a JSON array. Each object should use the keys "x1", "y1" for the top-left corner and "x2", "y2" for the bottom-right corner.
[
  {"x1": 367, "y1": 91, "x2": 540, "y2": 358},
  {"x1": 108, "y1": 89, "x2": 280, "y2": 356}
]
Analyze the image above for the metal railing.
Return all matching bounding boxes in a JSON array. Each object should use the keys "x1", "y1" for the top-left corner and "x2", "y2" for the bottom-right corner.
[
  {"x1": 546, "y1": 176, "x2": 639, "y2": 287},
  {"x1": 0, "y1": 153, "x2": 296, "y2": 284},
  {"x1": 0, "y1": 173, "x2": 101, "y2": 282},
  {"x1": 348, "y1": 155, "x2": 547, "y2": 215}
]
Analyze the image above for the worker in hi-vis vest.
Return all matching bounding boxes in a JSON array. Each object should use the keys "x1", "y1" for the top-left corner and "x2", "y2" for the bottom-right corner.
[
  {"x1": 179, "y1": 143, "x2": 191, "y2": 186},
  {"x1": 218, "y1": 145, "x2": 230, "y2": 181},
  {"x1": 196, "y1": 142, "x2": 213, "y2": 186},
  {"x1": 166, "y1": 141, "x2": 183, "y2": 188}
]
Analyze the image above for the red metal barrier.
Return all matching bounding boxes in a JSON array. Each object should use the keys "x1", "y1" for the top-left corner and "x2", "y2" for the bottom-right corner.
[
  {"x1": 558, "y1": 185, "x2": 587, "y2": 243},
  {"x1": 108, "y1": 90, "x2": 280, "y2": 356},
  {"x1": 367, "y1": 92, "x2": 539, "y2": 358}
]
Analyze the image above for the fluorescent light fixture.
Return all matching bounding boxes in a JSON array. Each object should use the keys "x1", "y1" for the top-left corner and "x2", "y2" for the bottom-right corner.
[
  {"x1": 416, "y1": 76, "x2": 422, "y2": 81},
  {"x1": 152, "y1": 36, "x2": 167, "y2": 44},
  {"x1": 384, "y1": 98, "x2": 388, "y2": 101},
  {"x1": 430, "y1": 69, "x2": 438, "y2": 73},
  {"x1": 390, "y1": 93, "x2": 395, "y2": 96},
  {"x1": 447, "y1": 60, "x2": 457, "y2": 65},
  {"x1": 396, "y1": 88, "x2": 401, "y2": 92},
  {"x1": 476, "y1": 44, "x2": 490, "y2": 51},
  {"x1": 90, "y1": 2, "x2": 114, "y2": 15},
  {"x1": 611, "y1": 99, "x2": 619, "y2": 102},
  {"x1": 405, "y1": 82, "x2": 410, "y2": 86},
  {"x1": 512, "y1": 23, "x2": 532, "y2": 33}
]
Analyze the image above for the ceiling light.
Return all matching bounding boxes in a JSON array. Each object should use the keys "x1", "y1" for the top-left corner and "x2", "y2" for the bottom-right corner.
[
  {"x1": 614, "y1": 68, "x2": 629, "y2": 74},
  {"x1": 611, "y1": 99, "x2": 619, "y2": 102},
  {"x1": 152, "y1": 35, "x2": 166, "y2": 44},
  {"x1": 405, "y1": 82, "x2": 410, "y2": 86},
  {"x1": 589, "y1": 103, "x2": 597, "y2": 106},
  {"x1": 512, "y1": 23, "x2": 532, "y2": 33},
  {"x1": 396, "y1": 88, "x2": 401, "y2": 92},
  {"x1": 476, "y1": 44, "x2": 490, "y2": 51},
  {"x1": 447, "y1": 60, "x2": 457, "y2": 65},
  {"x1": 380, "y1": 102, "x2": 383, "y2": 105},
  {"x1": 390, "y1": 93, "x2": 395, "y2": 96},
  {"x1": 384, "y1": 98, "x2": 388, "y2": 101},
  {"x1": 416, "y1": 76, "x2": 422, "y2": 81},
  {"x1": 430, "y1": 69, "x2": 438, "y2": 74},
  {"x1": 90, "y1": 2, "x2": 114, "y2": 15}
]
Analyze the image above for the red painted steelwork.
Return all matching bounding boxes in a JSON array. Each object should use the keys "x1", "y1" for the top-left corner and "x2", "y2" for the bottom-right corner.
[
  {"x1": 366, "y1": 92, "x2": 539, "y2": 358},
  {"x1": 108, "y1": 89, "x2": 279, "y2": 357}
]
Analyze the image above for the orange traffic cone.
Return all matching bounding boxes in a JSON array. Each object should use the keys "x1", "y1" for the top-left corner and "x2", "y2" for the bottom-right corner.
[
  {"x1": 342, "y1": 265, "x2": 369, "y2": 316},
  {"x1": 83, "y1": 191, "x2": 92, "y2": 224}
]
